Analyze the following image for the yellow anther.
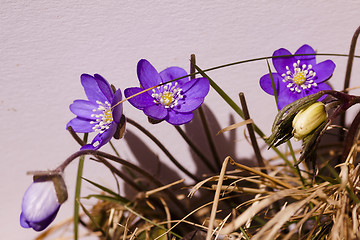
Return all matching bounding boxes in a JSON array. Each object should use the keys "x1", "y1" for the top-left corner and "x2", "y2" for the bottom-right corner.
[{"x1": 293, "y1": 72, "x2": 306, "y2": 85}]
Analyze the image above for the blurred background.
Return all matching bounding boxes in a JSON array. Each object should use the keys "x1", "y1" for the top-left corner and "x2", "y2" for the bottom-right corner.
[{"x1": 1, "y1": 0, "x2": 360, "y2": 238}]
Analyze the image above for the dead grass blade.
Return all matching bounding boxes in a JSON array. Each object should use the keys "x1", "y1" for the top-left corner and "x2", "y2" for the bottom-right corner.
[
  {"x1": 206, "y1": 156, "x2": 230, "y2": 240},
  {"x1": 217, "y1": 119, "x2": 253, "y2": 135}
]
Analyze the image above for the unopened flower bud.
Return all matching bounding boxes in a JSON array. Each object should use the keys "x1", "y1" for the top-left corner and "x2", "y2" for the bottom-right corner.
[
  {"x1": 292, "y1": 102, "x2": 327, "y2": 140},
  {"x1": 20, "y1": 174, "x2": 68, "y2": 231}
]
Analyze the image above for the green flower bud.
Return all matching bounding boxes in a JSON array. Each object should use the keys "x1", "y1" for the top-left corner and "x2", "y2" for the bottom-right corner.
[{"x1": 292, "y1": 102, "x2": 327, "y2": 141}]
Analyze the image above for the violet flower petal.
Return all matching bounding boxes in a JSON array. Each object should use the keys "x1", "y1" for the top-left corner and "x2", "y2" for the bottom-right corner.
[
  {"x1": 69, "y1": 100, "x2": 100, "y2": 120},
  {"x1": 143, "y1": 104, "x2": 168, "y2": 120},
  {"x1": 260, "y1": 45, "x2": 335, "y2": 110},
  {"x1": 312, "y1": 82, "x2": 331, "y2": 101},
  {"x1": 294, "y1": 44, "x2": 316, "y2": 66},
  {"x1": 21, "y1": 180, "x2": 61, "y2": 231},
  {"x1": 126, "y1": 59, "x2": 210, "y2": 125},
  {"x1": 312, "y1": 60, "x2": 336, "y2": 83},
  {"x1": 276, "y1": 81, "x2": 331, "y2": 109},
  {"x1": 111, "y1": 89, "x2": 123, "y2": 124},
  {"x1": 272, "y1": 48, "x2": 295, "y2": 74},
  {"x1": 159, "y1": 66, "x2": 189, "y2": 86},
  {"x1": 137, "y1": 59, "x2": 162, "y2": 89},
  {"x1": 166, "y1": 111, "x2": 193, "y2": 125},
  {"x1": 181, "y1": 77, "x2": 209, "y2": 97},
  {"x1": 277, "y1": 87, "x2": 307, "y2": 110},
  {"x1": 94, "y1": 74, "x2": 114, "y2": 102},
  {"x1": 66, "y1": 117, "x2": 94, "y2": 133},
  {"x1": 80, "y1": 74, "x2": 108, "y2": 103},
  {"x1": 259, "y1": 73, "x2": 282, "y2": 95},
  {"x1": 174, "y1": 98, "x2": 205, "y2": 113},
  {"x1": 124, "y1": 87, "x2": 155, "y2": 109},
  {"x1": 68, "y1": 73, "x2": 123, "y2": 150},
  {"x1": 81, "y1": 122, "x2": 117, "y2": 150}
]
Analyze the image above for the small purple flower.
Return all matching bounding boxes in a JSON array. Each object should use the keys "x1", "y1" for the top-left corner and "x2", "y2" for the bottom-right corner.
[
  {"x1": 124, "y1": 59, "x2": 210, "y2": 125},
  {"x1": 260, "y1": 44, "x2": 335, "y2": 110},
  {"x1": 20, "y1": 176, "x2": 67, "y2": 231},
  {"x1": 67, "y1": 74, "x2": 123, "y2": 150}
]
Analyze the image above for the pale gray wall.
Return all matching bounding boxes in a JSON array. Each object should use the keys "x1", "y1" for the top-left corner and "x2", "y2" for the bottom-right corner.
[{"x1": 2, "y1": 0, "x2": 360, "y2": 238}]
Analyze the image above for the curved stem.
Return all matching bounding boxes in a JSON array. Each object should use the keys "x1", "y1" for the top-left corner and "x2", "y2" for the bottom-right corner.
[
  {"x1": 340, "y1": 25, "x2": 360, "y2": 148},
  {"x1": 55, "y1": 149, "x2": 197, "y2": 221},
  {"x1": 343, "y1": 25, "x2": 360, "y2": 94},
  {"x1": 93, "y1": 155, "x2": 143, "y2": 192},
  {"x1": 126, "y1": 117, "x2": 200, "y2": 182}
]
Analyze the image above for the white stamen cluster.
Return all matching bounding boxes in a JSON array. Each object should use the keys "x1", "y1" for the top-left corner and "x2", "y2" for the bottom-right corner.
[
  {"x1": 90, "y1": 100, "x2": 113, "y2": 133},
  {"x1": 151, "y1": 82, "x2": 183, "y2": 108},
  {"x1": 281, "y1": 60, "x2": 317, "y2": 93}
]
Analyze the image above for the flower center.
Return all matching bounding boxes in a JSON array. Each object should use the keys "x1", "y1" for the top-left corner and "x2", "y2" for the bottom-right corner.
[
  {"x1": 293, "y1": 72, "x2": 306, "y2": 85},
  {"x1": 160, "y1": 92, "x2": 174, "y2": 106},
  {"x1": 281, "y1": 60, "x2": 317, "y2": 93},
  {"x1": 151, "y1": 82, "x2": 183, "y2": 108},
  {"x1": 90, "y1": 100, "x2": 113, "y2": 133}
]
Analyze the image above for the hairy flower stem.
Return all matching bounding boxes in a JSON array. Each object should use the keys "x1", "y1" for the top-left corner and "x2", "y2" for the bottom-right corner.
[
  {"x1": 67, "y1": 126, "x2": 85, "y2": 146},
  {"x1": 126, "y1": 117, "x2": 200, "y2": 182},
  {"x1": 55, "y1": 149, "x2": 197, "y2": 221},
  {"x1": 68, "y1": 129, "x2": 141, "y2": 191}
]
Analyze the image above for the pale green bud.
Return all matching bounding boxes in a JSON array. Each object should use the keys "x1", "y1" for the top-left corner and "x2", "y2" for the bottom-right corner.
[{"x1": 292, "y1": 102, "x2": 327, "y2": 141}]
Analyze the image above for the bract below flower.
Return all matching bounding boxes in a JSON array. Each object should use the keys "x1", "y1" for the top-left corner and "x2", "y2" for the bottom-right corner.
[
  {"x1": 20, "y1": 176, "x2": 67, "y2": 231},
  {"x1": 67, "y1": 74, "x2": 123, "y2": 150},
  {"x1": 260, "y1": 44, "x2": 335, "y2": 109},
  {"x1": 124, "y1": 59, "x2": 210, "y2": 125}
]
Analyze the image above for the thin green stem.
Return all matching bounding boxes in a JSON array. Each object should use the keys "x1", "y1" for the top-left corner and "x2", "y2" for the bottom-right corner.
[
  {"x1": 191, "y1": 54, "x2": 221, "y2": 170},
  {"x1": 194, "y1": 64, "x2": 297, "y2": 172},
  {"x1": 267, "y1": 58, "x2": 279, "y2": 106},
  {"x1": 174, "y1": 125, "x2": 217, "y2": 173},
  {"x1": 197, "y1": 53, "x2": 360, "y2": 76},
  {"x1": 109, "y1": 140, "x2": 137, "y2": 180},
  {"x1": 197, "y1": 106, "x2": 222, "y2": 169},
  {"x1": 114, "y1": 53, "x2": 359, "y2": 110},
  {"x1": 109, "y1": 140, "x2": 120, "y2": 157},
  {"x1": 238, "y1": 92, "x2": 264, "y2": 169},
  {"x1": 73, "y1": 133, "x2": 88, "y2": 240},
  {"x1": 287, "y1": 141, "x2": 306, "y2": 186},
  {"x1": 126, "y1": 117, "x2": 200, "y2": 182},
  {"x1": 267, "y1": 60, "x2": 300, "y2": 176},
  {"x1": 56, "y1": 149, "x2": 199, "y2": 223}
]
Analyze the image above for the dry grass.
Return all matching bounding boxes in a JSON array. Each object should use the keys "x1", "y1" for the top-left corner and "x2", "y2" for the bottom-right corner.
[{"x1": 38, "y1": 137, "x2": 360, "y2": 240}]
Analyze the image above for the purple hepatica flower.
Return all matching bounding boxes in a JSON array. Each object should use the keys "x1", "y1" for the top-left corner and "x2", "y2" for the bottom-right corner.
[
  {"x1": 124, "y1": 59, "x2": 210, "y2": 125},
  {"x1": 20, "y1": 176, "x2": 67, "y2": 231},
  {"x1": 67, "y1": 74, "x2": 123, "y2": 150},
  {"x1": 260, "y1": 44, "x2": 335, "y2": 110}
]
